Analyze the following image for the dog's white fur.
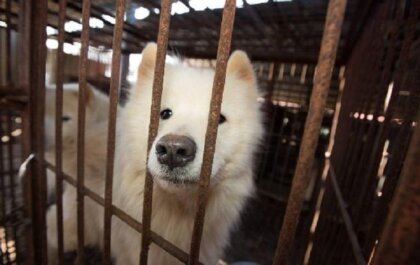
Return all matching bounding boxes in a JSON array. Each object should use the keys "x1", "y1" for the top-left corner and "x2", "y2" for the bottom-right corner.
[
  {"x1": 110, "y1": 43, "x2": 263, "y2": 265},
  {"x1": 45, "y1": 84, "x2": 110, "y2": 263},
  {"x1": 46, "y1": 121, "x2": 108, "y2": 263},
  {"x1": 44, "y1": 83, "x2": 109, "y2": 149},
  {"x1": 44, "y1": 84, "x2": 109, "y2": 199}
]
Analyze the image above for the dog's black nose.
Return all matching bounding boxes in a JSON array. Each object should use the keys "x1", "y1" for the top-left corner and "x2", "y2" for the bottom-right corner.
[{"x1": 156, "y1": 134, "x2": 196, "y2": 169}]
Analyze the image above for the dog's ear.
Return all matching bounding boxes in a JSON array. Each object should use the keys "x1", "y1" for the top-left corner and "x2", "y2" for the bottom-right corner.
[
  {"x1": 85, "y1": 84, "x2": 95, "y2": 106},
  {"x1": 138, "y1": 43, "x2": 157, "y2": 79},
  {"x1": 68, "y1": 84, "x2": 94, "y2": 105},
  {"x1": 226, "y1": 50, "x2": 255, "y2": 85}
]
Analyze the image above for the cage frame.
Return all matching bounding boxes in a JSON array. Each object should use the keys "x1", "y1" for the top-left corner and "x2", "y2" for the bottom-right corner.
[{"x1": 0, "y1": 0, "x2": 419, "y2": 265}]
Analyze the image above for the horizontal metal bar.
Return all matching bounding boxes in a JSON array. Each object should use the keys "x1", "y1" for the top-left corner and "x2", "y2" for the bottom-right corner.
[
  {"x1": 0, "y1": 87, "x2": 28, "y2": 96},
  {"x1": 0, "y1": 101, "x2": 26, "y2": 110}
]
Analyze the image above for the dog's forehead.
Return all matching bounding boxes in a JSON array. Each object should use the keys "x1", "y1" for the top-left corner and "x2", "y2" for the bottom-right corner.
[
  {"x1": 162, "y1": 65, "x2": 243, "y2": 100},
  {"x1": 162, "y1": 66, "x2": 214, "y2": 100}
]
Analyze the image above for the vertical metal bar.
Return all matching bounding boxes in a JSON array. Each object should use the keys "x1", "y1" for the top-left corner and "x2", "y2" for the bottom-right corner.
[
  {"x1": 335, "y1": 3, "x2": 404, "y2": 263},
  {"x1": 188, "y1": 1, "x2": 236, "y2": 264},
  {"x1": 350, "y1": 3, "x2": 401, "y2": 217},
  {"x1": 102, "y1": 1, "x2": 126, "y2": 264},
  {"x1": 325, "y1": 3, "x2": 394, "y2": 262},
  {"x1": 0, "y1": 116, "x2": 11, "y2": 265},
  {"x1": 259, "y1": 105, "x2": 278, "y2": 179},
  {"x1": 258, "y1": 63, "x2": 279, "y2": 180},
  {"x1": 77, "y1": 1, "x2": 91, "y2": 264},
  {"x1": 266, "y1": 63, "x2": 279, "y2": 102},
  {"x1": 311, "y1": 1, "x2": 388, "y2": 261},
  {"x1": 309, "y1": 37, "x2": 361, "y2": 265},
  {"x1": 139, "y1": 1, "x2": 172, "y2": 264},
  {"x1": 29, "y1": 0, "x2": 49, "y2": 263},
  {"x1": 278, "y1": 111, "x2": 299, "y2": 183},
  {"x1": 348, "y1": 9, "x2": 409, "y2": 256},
  {"x1": 19, "y1": 0, "x2": 35, "y2": 263},
  {"x1": 5, "y1": 0, "x2": 12, "y2": 84},
  {"x1": 6, "y1": 113, "x2": 17, "y2": 263},
  {"x1": 273, "y1": 0, "x2": 348, "y2": 264},
  {"x1": 337, "y1": 3, "x2": 385, "y2": 201},
  {"x1": 303, "y1": 66, "x2": 345, "y2": 265},
  {"x1": 269, "y1": 74, "x2": 293, "y2": 183},
  {"x1": 372, "y1": 114, "x2": 420, "y2": 265},
  {"x1": 55, "y1": 0, "x2": 67, "y2": 263},
  {"x1": 368, "y1": 22, "x2": 420, "y2": 261},
  {"x1": 363, "y1": 1, "x2": 418, "y2": 253}
]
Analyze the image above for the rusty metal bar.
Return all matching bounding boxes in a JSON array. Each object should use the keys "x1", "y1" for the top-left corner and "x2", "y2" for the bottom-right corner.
[
  {"x1": 328, "y1": 163, "x2": 366, "y2": 265},
  {"x1": 324, "y1": 4, "x2": 394, "y2": 262},
  {"x1": 269, "y1": 71, "x2": 294, "y2": 184},
  {"x1": 259, "y1": 105, "x2": 278, "y2": 180},
  {"x1": 363, "y1": 1, "x2": 419, "y2": 254},
  {"x1": 272, "y1": 0, "x2": 348, "y2": 264},
  {"x1": 28, "y1": 0, "x2": 49, "y2": 263},
  {"x1": 332, "y1": 2, "x2": 407, "y2": 263},
  {"x1": 6, "y1": 114, "x2": 16, "y2": 211},
  {"x1": 102, "y1": 0, "x2": 126, "y2": 264},
  {"x1": 337, "y1": 8, "x2": 385, "y2": 202},
  {"x1": 54, "y1": 0, "x2": 67, "y2": 263},
  {"x1": 0, "y1": 87, "x2": 27, "y2": 97},
  {"x1": 5, "y1": 0, "x2": 12, "y2": 84},
  {"x1": 350, "y1": 4, "x2": 401, "y2": 221},
  {"x1": 367, "y1": 16, "x2": 420, "y2": 259},
  {"x1": 258, "y1": 63, "x2": 280, "y2": 180},
  {"x1": 278, "y1": 111, "x2": 299, "y2": 183},
  {"x1": 188, "y1": 1, "x2": 236, "y2": 264},
  {"x1": 18, "y1": 0, "x2": 35, "y2": 263},
  {"x1": 6, "y1": 113, "x2": 17, "y2": 263},
  {"x1": 139, "y1": 0, "x2": 172, "y2": 264},
  {"x1": 0, "y1": 116, "x2": 11, "y2": 265},
  {"x1": 76, "y1": 0, "x2": 91, "y2": 264},
  {"x1": 320, "y1": 72, "x2": 360, "y2": 265},
  {"x1": 303, "y1": 66, "x2": 345, "y2": 265},
  {"x1": 372, "y1": 113, "x2": 420, "y2": 265},
  {"x1": 310, "y1": 37, "x2": 362, "y2": 265}
]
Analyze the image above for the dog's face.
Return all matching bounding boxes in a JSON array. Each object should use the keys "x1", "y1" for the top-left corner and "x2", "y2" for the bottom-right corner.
[
  {"x1": 44, "y1": 84, "x2": 107, "y2": 149},
  {"x1": 127, "y1": 44, "x2": 262, "y2": 189}
]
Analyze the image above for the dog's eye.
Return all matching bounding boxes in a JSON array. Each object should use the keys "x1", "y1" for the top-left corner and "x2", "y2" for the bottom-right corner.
[
  {"x1": 62, "y1": 115, "x2": 71, "y2": 122},
  {"x1": 160, "y1": 109, "x2": 172, "y2": 120},
  {"x1": 219, "y1": 114, "x2": 227, "y2": 124}
]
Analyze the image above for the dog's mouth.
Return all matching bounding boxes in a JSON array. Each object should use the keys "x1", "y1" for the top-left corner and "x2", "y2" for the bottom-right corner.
[
  {"x1": 150, "y1": 165, "x2": 200, "y2": 187},
  {"x1": 158, "y1": 175, "x2": 199, "y2": 186}
]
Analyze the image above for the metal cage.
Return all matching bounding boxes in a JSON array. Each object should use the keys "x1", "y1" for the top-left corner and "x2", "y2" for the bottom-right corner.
[{"x1": 0, "y1": 0, "x2": 419, "y2": 265}]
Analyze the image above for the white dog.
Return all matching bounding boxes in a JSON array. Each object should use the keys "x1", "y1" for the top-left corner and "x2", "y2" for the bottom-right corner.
[
  {"x1": 45, "y1": 84, "x2": 110, "y2": 263},
  {"x1": 110, "y1": 43, "x2": 263, "y2": 265},
  {"x1": 44, "y1": 84, "x2": 109, "y2": 201},
  {"x1": 44, "y1": 83, "x2": 109, "y2": 149},
  {"x1": 46, "y1": 44, "x2": 262, "y2": 265}
]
